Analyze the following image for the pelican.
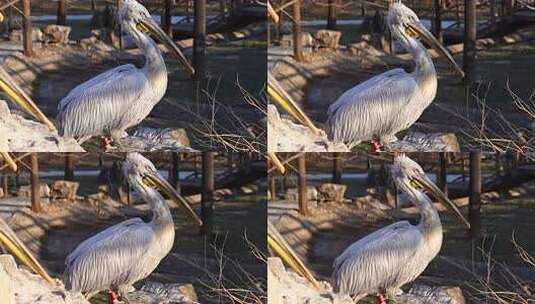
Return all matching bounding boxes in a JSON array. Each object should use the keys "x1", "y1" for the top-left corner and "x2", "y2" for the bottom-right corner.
[
  {"x1": 56, "y1": 0, "x2": 195, "y2": 148},
  {"x1": 323, "y1": 1, "x2": 464, "y2": 151},
  {"x1": 64, "y1": 153, "x2": 202, "y2": 303},
  {"x1": 331, "y1": 155, "x2": 470, "y2": 304}
]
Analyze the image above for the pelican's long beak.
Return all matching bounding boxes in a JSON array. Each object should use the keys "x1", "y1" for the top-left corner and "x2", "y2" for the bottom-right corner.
[
  {"x1": 267, "y1": 222, "x2": 321, "y2": 289},
  {"x1": 1, "y1": 152, "x2": 17, "y2": 171},
  {"x1": 267, "y1": 73, "x2": 322, "y2": 136},
  {"x1": 408, "y1": 23, "x2": 465, "y2": 79},
  {"x1": 0, "y1": 67, "x2": 56, "y2": 131},
  {"x1": 413, "y1": 174, "x2": 471, "y2": 229},
  {"x1": 143, "y1": 172, "x2": 203, "y2": 227},
  {"x1": 0, "y1": 217, "x2": 55, "y2": 285},
  {"x1": 138, "y1": 19, "x2": 195, "y2": 76}
]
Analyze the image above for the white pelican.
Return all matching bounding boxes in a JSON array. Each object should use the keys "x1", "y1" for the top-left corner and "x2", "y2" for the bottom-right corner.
[
  {"x1": 324, "y1": 1, "x2": 464, "y2": 151},
  {"x1": 56, "y1": 0, "x2": 195, "y2": 148},
  {"x1": 64, "y1": 153, "x2": 202, "y2": 303},
  {"x1": 331, "y1": 155, "x2": 470, "y2": 303}
]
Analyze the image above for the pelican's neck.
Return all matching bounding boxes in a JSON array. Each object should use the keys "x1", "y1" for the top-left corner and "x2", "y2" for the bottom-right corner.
[
  {"x1": 123, "y1": 23, "x2": 168, "y2": 94},
  {"x1": 396, "y1": 33, "x2": 438, "y2": 101},
  {"x1": 141, "y1": 188, "x2": 173, "y2": 225},
  {"x1": 410, "y1": 189, "x2": 442, "y2": 234}
]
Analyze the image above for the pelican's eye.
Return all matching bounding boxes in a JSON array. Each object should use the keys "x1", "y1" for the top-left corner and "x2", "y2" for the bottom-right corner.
[{"x1": 136, "y1": 22, "x2": 150, "y2": 33}]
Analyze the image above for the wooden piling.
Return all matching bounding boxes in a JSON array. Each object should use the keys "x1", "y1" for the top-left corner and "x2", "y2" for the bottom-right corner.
[
  {"x1": 64, "y1": 153, "x2": 75, "y2": 181},
  {"x1": 30, "y1": 153, "x2": 41, "y2": 213},
  {"x1": 463, "y1": 0, "x2": 477, "y2": 83},
  {"x1": 297, "y1": 154, "x2": 308, "y2": 216},
  {"x1": 57, "y1": 0, "x2": 67, "y2": 25},
  {"x1": 469, "y1": 151, "x2": 481, "y2": 238},
  {"x1": 433, "y1": 0, "x2": 442, "y2": 42},
  {"x1": 332, "y1": 153, "x2": 342, "y2": 184},
  {"x1": 201, "y1": 152, "x2": 215, "y2": 234},
  {"x1": 293, "y1": 0, "x2": 304, "y2": 62},
  {"x1": 22, "y1": 0, "x2": 33, "y2": 57},
  {"x1": 193, "y1": 0, "x2": 206, "y2": 80},
  {"x1": 327, "y1": 0, "x2": 337, "y2": 30},
  {"x1": 437, "y1": 152, "x2": 447, "y2": 195},
  {"x1": 270, "y1": 175, "x2": 277, "y2": 199},
  {"x1": 169, "y1": 152, "x2": 180, "y2": 194},
  {"x1": 163, "y1": 0, "x2": 173, "y2": 37},
  {"x1": 2, "y1": 174, "x2": 7, "y2": 197}
]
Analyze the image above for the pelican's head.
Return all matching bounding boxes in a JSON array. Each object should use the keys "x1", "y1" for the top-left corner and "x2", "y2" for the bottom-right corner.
[
  {"x1": 0, "y1": 67, "x2": 56, "y2": 131},
  {"x1": 391, "y1": 154, "x2": 470, "y2": 229},
  {"x1": 386, "y1": 1, "x2": 464, "y2": 79},
  {"x1": 123, "y1": 153, "x2": 202, "y2": 226},
  {"x1": 118, "y1": 0, "x2": 195, "y2": 75}
]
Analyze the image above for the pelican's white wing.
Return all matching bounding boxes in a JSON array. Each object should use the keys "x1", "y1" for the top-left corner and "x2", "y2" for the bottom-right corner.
[
  {"x1": 56, "y1": 64, "x2": 150, "y2": 140},
  {"x1": 326, "y1": 69, "x2": 419, "y2": 144},
  {"x1": 64, "y1": 217, "x2": 156, "y2": 294},
  {"x1": 331, "y1": 221, "x2": 423, "y2": 296}
]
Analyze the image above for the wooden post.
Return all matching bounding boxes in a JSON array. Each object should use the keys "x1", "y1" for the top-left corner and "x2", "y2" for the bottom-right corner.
[
  {"x1": 117, "y1": 0, "x2": 123, "y2": 49},
  {"x1": 169, "y1": 153, "x2": 180, "y2": 194},
  {"x1": 22, "y1": 0, "x2": 33, "y2": 57},
  {"x1": 193, "y1": 0, "x2": 206, "y2": 80},
  {"x1": 327, "y1": 0, "x2": 337, "y2": 30},
  {"x1": 332, "y1": 152, "x2": 342, "y2": 183},
  {"x1": 297, "y1": 154, "x2": 308, "y2": 216},
  {"x1": 469, "y1": 151, "x2": 481, "y2": 238},
  {"x1": 57, "y1": 0, "x2": 67, "y2": 25},
  {"x1": 437, "y1": 152, "x2": 447, "y2": 195},
  {"x1": 270, "y1": 175, "x2": 277, "y2": 199},
  {"x1": 91, "y1": 0, "x2": 96, "y2": 12},
  {"x1": 433, "y1": 0, "x2": 443, "y2": 42},
  {"x1": 293, "y1": 0, "x2": 304, "y2": 62},
  {"x1": 463, "y1": 0, "x2": 477, "y2": 84},
  {"x1": 2, "y1": 174, "x2": 8, "y2": 197},
  {"x1": 201, "y1": 152, "x2": 215, "y2": 234},
  {"x1": 164, "y1": 0, "x2": 173, "y2": 38},
  {"x1": 30, "y1": 153, "x2": 41, "y2": 213},
  {"x1": 64, "y1": 153, "x2": 75, "y2": 181},
  {"x1": 490, "y1": 0, "x2": 496, "y2": 24}
]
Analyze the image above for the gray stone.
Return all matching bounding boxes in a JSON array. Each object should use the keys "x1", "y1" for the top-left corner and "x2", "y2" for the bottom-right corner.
[
  {"x1": 50, "y1": 181, "x2": 79, "y2": 202},
  {"x1": 285, "y1": 187, "x2": 318, "y2": 204},
  {"x1": 9, "y1": 27, "x2": 43, "y2": 42},
  {"x1": 314, "y1": 29, "x2": 342, "y2": 49},
  {"x1": 397, "y1": 284, "x2": 465, "y2": 304},
  {"x1": 42, "y1": 25, "x2": 71, "y2": 44},
  {"x1": 281, "y1": 32, "x2": 315, "y2": 48},
  {"x1": 17, "y1": 184, "x2": 50, "y2": 199},
  {"x1": 317, "y1": 183, "x2": 347, "y2": 203}
]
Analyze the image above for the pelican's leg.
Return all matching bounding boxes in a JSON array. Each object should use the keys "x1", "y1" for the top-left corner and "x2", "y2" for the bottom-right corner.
[
  {"x1": 108, "y1": 290, "x2": 119, "y2": 304},
  {"x1": 377, "y1": 293, "x2": 387, "y2": 304},
  {"x1": 370, "y1": 139, "x2": 383, "y2": 152}
]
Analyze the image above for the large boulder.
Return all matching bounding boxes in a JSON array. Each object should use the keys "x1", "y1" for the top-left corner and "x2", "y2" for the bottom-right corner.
[
  {"x1": 50, "y1": 181, "x2": 79, "y2": 202},
  {"x1": 42, "y1": 25, "x2": 71, "y2": 44},
  {"x1": 17, "y1": 184, "x2": 50, "y2": 199},
  {"x1": 317, "y1": 183, "x2": 347, "y2": 203},
  {"x1": 397, "y1": 284, "x2": 465, "y2": 304},
  {"x1": 281, "y1": 32, "x2": 315, "y2": 48},
  {"x1": 9, "y1": 27, "x2": 43, "y2": 42},
  {"x1": 285, "y1": 187, "x2": 318, "y2": 205},
  {"x1": 314, "y1": 30, "x2": 342, "y2": 49},
  {"x1": 128, "y1": 282, "x2": 198, "y2": 304}
]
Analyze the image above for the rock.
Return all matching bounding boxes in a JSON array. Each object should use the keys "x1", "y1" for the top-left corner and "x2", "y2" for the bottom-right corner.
[
  {"x1": 18, "y1": 184, "x2": 50, "y2": 199},
  {"x1": 9, "y1": 27, "x2": 43, "y2": 42},
  {"x1": 128, "y1": 282, "x2": 198, "y2": 304},
  {"x1": 397, "y1": 284, "x2": 465, "y2": 304},
  {"x1": 281, "y1": 32, "x2": 315, "y2": 48},
  {"x1": 0, "y1": 100, "x2": 84, "y2": 152},
  {"x1": 317, "y1": 183, "x2": 347, "y2": 203},
  {"x1": 0, "y1": 254, "x2": 89, "y2": 304},
  {"x1": 79, "y1": 36, "x2": 98, "y2": 50},
  {"x1": 267, "y1": 257, "x2": 353, "y2": 304},
  {"x1": 314, "y1": 30, "x2": 342, "y2": 49},
  {"x1": 50, "y1": 181, "x2": 80, "y2": 202},
  {"x1": 268, "y1": 105, "x2": 349, "y2": 152},
  {"x1": 42, "y1": 25, "x2": 71, "y2": 44},
  {"x1": 113, "y1": 127, "x2": 195, "y2": 152},
  {"x1": 388, "y1": 132, "x2": 460, "y2": 152},
  {"x1": 0, "y1": 260, "x2": 14, "y2": 304},
  {"x1": 285, "y1": 187, "x2": 318, "y2": 205}
]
